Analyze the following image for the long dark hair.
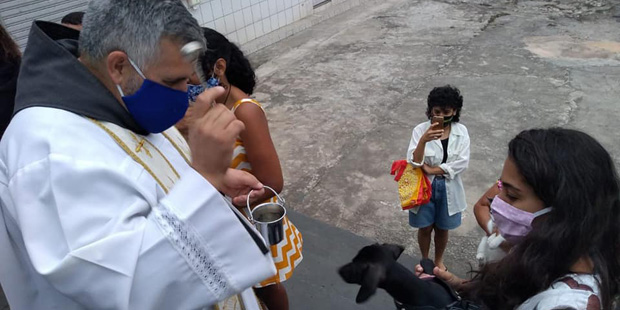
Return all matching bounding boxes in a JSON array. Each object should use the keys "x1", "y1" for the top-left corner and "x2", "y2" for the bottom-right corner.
[
  {"x1": 1, "y1": 23, "x2": 21, "y2": 63},
  {"x1": 465, "y1": 128, "x2": 620, "y2": 310},
  {"x1": 199, "y1": 28, "x2": 256, "y2": 95}
]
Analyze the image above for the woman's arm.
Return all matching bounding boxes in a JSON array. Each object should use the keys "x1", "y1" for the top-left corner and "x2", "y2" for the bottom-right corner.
[
  {"x1": 234, "y1": 102, "x2": 283, "y2": 205},
  {"x1": 407, "y1": 122, "x2": 443, "y2": 166},
  {"x1": 422, "y1": 164, "x2": 445, "y2": 175},
  {"x1": 412, "y1": 135, "x2": 428, "y2": 167},
  {"x1": 474, "y1": 183, "x2": 500, "y2": 236}
]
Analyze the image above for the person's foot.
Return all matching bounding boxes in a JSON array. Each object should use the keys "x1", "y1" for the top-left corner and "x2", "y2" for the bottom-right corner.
[
  {"x1": 414, "y1": 263, "x2": 436, "y2": 280},
  {"x1": 419, "y1": 273, "x2": 435, "y2": 280},
  {"x1": 435, "y1": 261, "x2": 448, "y2": 272}
]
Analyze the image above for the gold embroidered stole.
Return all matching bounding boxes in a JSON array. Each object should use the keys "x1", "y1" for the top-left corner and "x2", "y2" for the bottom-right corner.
[{"x1": 89, "y1": 119, "x2": 182, "y2": 193}]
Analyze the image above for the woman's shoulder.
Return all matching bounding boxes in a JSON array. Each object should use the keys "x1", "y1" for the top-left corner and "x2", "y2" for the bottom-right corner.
[
  {"x1": 451, "y1": 122, "x2": 469, "y2": 136},
  {"x1": 231, "y1": 98, "x2": 267, "y2": 125},
  {"x1": 518, "y1": 274, "x2": 601, "y2": 310},
  {"x1": 232, "y1": 98, "x2": 264, "y2": 112}
]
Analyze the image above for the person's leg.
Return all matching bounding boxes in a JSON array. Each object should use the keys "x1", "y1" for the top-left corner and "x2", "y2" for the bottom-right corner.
[
  {"x1": 433, "y1": 178, "x2": 462, "y2": 271},
  {"x1": 409, "y1": 200, "x2": 436, "y2": 259},
  {"x1": 255, "y1": 283, "x2": 289, "y2": 310},
  {"x1": 418, "y1": 225, "x2": 434, "y2": 259},
  {"x1": 433, "y1": 227, "x2": 449, "y2": 270}
]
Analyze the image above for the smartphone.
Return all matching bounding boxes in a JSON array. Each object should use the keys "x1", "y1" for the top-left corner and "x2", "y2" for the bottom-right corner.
[{"x1": 431, "y1": 116, "x2": 444, "y2": 130}]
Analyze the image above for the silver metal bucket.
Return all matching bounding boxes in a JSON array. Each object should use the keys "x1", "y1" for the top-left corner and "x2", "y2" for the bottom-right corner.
[{"x1": 247, "y1": 186, "x2": 287, "y2": 246}]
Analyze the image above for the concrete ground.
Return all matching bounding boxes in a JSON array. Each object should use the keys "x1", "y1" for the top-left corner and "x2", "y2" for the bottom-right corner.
[
  {"x1": 247, "y1": 0, "x2": 620, "y2": 306},
  {"x1": 2, "y1": 0, "x2": 619, "y2": 309}
]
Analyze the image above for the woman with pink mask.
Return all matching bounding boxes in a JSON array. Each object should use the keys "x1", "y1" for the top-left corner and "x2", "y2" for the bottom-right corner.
[{"x1": 416, "y1": 128, "x2": 619, "y2": 310}]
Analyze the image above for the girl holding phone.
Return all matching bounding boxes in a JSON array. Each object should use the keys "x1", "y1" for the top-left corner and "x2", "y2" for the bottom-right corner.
[{"x1": 406, "y1": 85, "x2": 470, "y2": 271}]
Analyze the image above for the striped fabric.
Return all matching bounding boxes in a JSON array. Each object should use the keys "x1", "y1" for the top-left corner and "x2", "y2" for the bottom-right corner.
[{"x1": 231, "y1": 99, "x2": 303, "y2": 288}]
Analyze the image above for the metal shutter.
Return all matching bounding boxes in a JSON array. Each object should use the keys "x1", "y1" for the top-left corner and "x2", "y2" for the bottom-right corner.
[{"x1": 0, "y1": 0, "x2": 89, "y2": 50}]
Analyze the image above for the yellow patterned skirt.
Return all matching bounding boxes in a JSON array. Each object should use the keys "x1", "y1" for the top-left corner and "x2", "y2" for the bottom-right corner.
[
  {"x1": 215, "y1": 215, "x2": 302, "y2": 309},
  {"x1": 229, "y1": 98, "x2": 303, "y2": 287},
  {"x1": 256, "y1": 215, "x2": 303, "y2": 287}
]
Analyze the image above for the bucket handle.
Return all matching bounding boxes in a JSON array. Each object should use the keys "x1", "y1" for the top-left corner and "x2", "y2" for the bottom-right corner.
[{"x1": 246, "y1": 185, "x2": 285, "y2": 222}]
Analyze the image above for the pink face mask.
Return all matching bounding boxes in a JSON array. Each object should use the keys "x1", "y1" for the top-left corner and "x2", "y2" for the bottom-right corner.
[{"x1": 491, "y1": 195, "x2": 552, "y2": 245}]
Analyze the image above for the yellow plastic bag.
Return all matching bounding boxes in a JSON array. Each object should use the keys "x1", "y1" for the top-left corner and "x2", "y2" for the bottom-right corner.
[{"x1": 390, "y1": 160, "x2": 432, "y2": 210}]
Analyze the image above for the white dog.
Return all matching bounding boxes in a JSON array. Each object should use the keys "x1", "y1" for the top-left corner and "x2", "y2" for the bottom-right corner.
[{"x1": 476, "y1": 219, "x2": 507, "y2": 266}]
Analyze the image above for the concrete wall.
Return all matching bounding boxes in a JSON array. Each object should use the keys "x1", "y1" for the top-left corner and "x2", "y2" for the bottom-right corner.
[
  {"x1": 187, "y1": 0, "x2": 314, "y2": 47},
  {"x1": 1, "y1": 0, "x2": 362, "y2": 54}
]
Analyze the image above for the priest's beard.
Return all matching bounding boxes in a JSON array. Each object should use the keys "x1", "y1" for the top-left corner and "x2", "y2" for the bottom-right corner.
[{"x1": 122, "y1": 73, "x2": 143, "y2": 96}]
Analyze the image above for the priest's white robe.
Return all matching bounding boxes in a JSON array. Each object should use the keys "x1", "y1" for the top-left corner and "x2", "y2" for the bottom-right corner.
[{"x1": 0, "y1": 107, "x2": 276, "y2": 310}]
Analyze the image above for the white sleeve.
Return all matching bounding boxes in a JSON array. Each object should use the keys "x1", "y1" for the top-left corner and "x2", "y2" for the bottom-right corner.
[
  {"x1": 406, "y1": 125, "x2": 425, "y2": 167},
  {"x1": 522, "y1": 291, "x2": 591, "y2": 310},
  {"x1": 439, "y1": 133, "x2": 470, "y2": 180},
  {"x1": 4, "y1": 154, "x2": 275, "y2": 309}
]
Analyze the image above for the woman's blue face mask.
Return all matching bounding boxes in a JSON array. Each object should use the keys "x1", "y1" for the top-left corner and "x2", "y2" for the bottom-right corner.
[
  {"x1": 187, "y1": 75, "x2": 220, "y2": 103},
  {"x1": 116, "y1": 58, "x2": 189, "y2": 134}
]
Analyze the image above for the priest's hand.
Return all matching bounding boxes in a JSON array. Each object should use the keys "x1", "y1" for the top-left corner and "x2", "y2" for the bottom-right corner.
[
  {"x1": 221, "y1": 168, "x2": 266, "y2": 206},
  {"x1": 188, "y1": 86, "x2": 244, "y2": 190},
  {"x1": 175, "y1": 106, "x2": 195, "y2": 140}
]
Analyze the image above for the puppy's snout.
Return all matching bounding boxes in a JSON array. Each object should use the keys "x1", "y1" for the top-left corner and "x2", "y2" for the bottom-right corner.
[{"x1": 338, "y1": 263, "x2": 363, "y2": 284}]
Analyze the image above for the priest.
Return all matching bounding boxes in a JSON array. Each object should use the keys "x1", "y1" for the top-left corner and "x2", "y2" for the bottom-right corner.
[{"x1": 0, "y1": 0, "x2": 276, "y2": 309}]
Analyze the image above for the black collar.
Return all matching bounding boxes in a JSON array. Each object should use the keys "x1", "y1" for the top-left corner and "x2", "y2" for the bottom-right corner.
[{"x1": 15, "y1": 21, "x2": 147, "y2": 135}]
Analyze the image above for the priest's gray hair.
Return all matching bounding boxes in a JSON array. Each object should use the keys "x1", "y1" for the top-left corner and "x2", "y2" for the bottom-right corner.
[{"x1": 79, "y1": 0, "x2": 205, "y2": 69}]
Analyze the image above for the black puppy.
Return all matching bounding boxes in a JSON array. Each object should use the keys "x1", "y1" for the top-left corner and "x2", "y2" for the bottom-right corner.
[{"x1": 338, "y1": 243, "x2": 456, "y2": 309}]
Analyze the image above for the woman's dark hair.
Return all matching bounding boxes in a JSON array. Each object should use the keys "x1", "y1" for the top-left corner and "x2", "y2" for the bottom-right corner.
[
  {"x1": 465, "y1": 128, "x2": 620, "y2": 310},
  {"x1": 425, "y1": 85, "x2": 463, "y2": 122},
  {"x1": 0, "y1": 23, "x2": 21, "y2": 63},
  {"x1": 199, "y1": 28, "x2": 256, "y2": 95}
]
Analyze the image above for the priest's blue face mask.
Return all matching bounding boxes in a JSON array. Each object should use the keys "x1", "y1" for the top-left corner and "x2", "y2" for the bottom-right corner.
[{"x1": 116, "y1": 58, "x2": 189, "y2": 134}]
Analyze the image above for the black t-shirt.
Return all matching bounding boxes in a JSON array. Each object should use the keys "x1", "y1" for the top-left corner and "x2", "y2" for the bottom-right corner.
[
  {"x1": 0, "y1": 58, "x2": 20, "y2": 138},
  {"x1": 441, "y1": 138, "x2": 449, "y2": 164}
]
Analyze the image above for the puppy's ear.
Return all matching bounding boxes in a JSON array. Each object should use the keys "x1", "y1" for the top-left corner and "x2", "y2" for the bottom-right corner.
[
  {"x1": 338, "y1": 262, "x2": 363, "y2": 284},
  {"x1": 355, "y1": 264, "x2": 383, "y2": 303},
  {"x1": 383, "y1": 243, "x2": 405, "y2": 260}
]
